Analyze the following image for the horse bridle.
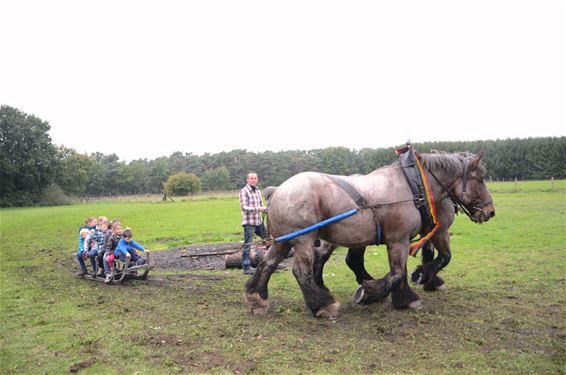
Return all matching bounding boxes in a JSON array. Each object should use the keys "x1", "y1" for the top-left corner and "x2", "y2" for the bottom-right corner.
[{"x1": 421, "y1": 155, "x2": 491, "y2": 219}]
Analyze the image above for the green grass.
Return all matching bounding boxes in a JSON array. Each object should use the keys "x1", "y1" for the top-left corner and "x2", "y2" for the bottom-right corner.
[{"x1": 1, "y1": 180, "x2": 565, "y2": 374}]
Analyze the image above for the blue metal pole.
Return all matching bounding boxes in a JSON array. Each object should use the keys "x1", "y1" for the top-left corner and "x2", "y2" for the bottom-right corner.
[{"x1": 274, "y1": 209, "x2": 359, "y2": 243}]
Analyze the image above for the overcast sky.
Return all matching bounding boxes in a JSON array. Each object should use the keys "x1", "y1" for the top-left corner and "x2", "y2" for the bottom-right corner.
[{"x1": 1, "y1": 1, "x2": 563, "y2": 161}]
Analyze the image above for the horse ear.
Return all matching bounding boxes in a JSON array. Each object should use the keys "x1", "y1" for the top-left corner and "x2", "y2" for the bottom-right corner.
[{"x1": 470, "y1": 152, "x2": 484, "y2": 170}]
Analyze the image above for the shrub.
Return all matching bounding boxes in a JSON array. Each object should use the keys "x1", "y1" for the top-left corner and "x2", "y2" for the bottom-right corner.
[{"x1": 164, "y1": 172, "x2": 201, "y2": 196}]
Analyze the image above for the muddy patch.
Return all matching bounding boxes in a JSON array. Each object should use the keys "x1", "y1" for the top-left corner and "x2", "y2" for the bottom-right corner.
[
  {"x1": 151, "y1": 242, "x2": 242, "y2": 271},
  {"x1": 69, "y1": 358, "x2": 96, "y2": 373},
  {"x1": 151, "y1": 242, "x2": 290, "y2": 273}
]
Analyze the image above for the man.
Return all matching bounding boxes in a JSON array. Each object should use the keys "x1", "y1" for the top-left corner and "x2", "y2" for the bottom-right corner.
[{"x1": 239, "y1": 172, "x2": 268, "y2": 274}]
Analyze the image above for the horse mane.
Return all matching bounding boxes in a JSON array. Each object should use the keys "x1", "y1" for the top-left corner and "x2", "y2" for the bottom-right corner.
[
  {"x1": 419, "y1": 151, "x2": 487, "y2": 177},
  {"x1": 368, "y1": 150, "x2": 486, "y2": 177}
]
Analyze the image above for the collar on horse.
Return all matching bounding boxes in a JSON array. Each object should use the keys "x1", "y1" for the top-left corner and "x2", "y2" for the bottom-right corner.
[{"x1": 395, "y1": 144, "x2": 441, "y2": 256}]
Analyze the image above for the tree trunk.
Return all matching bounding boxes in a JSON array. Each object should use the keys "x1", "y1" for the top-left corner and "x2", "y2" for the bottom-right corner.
[{"x1": 225, "y1": 246, "x2": 267, "y2": 268}]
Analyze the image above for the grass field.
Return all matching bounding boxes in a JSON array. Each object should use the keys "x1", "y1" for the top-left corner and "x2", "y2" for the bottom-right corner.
[{"x1": 1, "y1": 180, "x2": 565, "y2": 374}]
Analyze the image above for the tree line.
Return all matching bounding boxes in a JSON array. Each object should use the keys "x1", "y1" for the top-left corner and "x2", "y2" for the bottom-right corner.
[{"x1": 1, "y1": 105, "x2": 564, "y2": 207}]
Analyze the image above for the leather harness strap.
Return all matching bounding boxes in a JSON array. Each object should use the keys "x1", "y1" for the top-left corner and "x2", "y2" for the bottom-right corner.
[
  {"x1": 397, "y1": 147, "x2": 434, "y2": 231},
  {"x1": 325, "y1": 174, "x2": 382, "y2": 244},
  {"x1": 325, "y1": 175, "x2": 367, "y2": 207}
]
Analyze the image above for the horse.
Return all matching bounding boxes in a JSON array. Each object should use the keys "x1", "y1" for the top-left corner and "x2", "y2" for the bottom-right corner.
[
  {"x1": 245, "y1": 152, "x2": 495, "y2": 319},
  {"x1": 265, "y1": 185, "x2": 441, "y2": 292}
]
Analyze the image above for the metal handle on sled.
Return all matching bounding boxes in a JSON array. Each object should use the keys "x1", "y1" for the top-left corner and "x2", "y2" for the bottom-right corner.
[
  {"x1": 114, "y1": 251, "x2": 151, "y2": 282},
  {"x1": 274, "y1": 209, "x2": 359, "y2": 243}
]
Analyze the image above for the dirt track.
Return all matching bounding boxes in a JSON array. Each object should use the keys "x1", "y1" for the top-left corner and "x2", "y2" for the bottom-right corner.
[
  {"x1": 151, "y1": 242, "x2": 291, "y2": 271},
  {"x1": 151, "y1": 242, "x2": 242, "y2": 271}
]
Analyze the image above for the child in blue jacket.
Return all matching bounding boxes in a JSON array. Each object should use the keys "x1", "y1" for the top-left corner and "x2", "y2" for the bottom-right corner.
[{"x1": 104, "y1": 228, "x2": 150, "y2": 283}]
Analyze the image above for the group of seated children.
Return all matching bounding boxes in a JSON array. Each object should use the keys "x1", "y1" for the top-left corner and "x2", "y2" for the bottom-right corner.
[{"x1": 76, "y1": 216, "x2": 150, "y2": 283}]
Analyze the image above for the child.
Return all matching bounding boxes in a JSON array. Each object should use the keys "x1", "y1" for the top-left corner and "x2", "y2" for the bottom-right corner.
[
  {"x1": 105, "y1": 228, "x2": 149, "y2": 283},
  {"x1": 84, "y1": 217, "x2": 97, "y2": 230},
  {"x1": 85, "y1": 217, "x2": 109, "y2": 277},
  {"x1": 76, "y1": 228, "x2": 91, "y2": 275},
  {"x1": 103, "y1": 219, "x2": 121, "y2": 252},
  {"x1": 76, "y1": 217, "x2": 97, "y2": 275},
  {"x1": 94, "y1": 216, "x2": 110, "y2": 276},
  {"x1": 103, "y1": 221, "x2": 123, "y2": 280}
]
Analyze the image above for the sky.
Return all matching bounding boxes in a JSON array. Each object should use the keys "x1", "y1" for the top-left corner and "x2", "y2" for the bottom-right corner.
[{"x1": 1, "y1": 1, "x2": 563, "y2": 162}]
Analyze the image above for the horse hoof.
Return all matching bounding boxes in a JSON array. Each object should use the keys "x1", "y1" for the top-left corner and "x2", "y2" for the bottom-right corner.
[
  {"x1": 435, "y1": 284, "x2": 448, "y2": 291},
  {"x1": 251, "y1": 307, "x2": 269, "y2": 315},
  {"x1": 316, "y1": 302, "x2": 340, "y2": 320},
  {"x1": 244, "y1": 292, "x2": 269, "y2": 315},
  {"x1": 408, "y1": 300, "x2": 423, "y2": 310},
  {"x1": 354, "y1": 285, "x2": 365, "y2": 304},
  {"x1": 410, "y1": 267, "x2": 424, "y2": 285}
]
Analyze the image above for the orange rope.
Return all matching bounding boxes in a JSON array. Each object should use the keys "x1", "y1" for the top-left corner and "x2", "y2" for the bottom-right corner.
[{"x1": 408, "y1": 155, "x2": 441, "y2": 256}]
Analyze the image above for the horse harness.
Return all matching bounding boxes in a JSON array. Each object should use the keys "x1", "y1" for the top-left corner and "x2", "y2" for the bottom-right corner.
[
  {"x1": 397, "y1": 146, "x2": 435, "y2": 230},
  {"x1": 326, "y1": 145, "x2": 442, "y2": 256},
  {"x1": 325, "y1": 174, "x2": 383, "y2": 245}
]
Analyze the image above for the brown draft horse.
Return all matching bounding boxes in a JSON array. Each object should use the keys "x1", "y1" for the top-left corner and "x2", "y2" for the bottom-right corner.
[{"x1": 245, "y1": 152, "x2": 495, "y2": 319}]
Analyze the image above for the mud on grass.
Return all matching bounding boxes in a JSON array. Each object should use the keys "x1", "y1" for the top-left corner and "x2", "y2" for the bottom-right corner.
[{"x1": 151, "y1": 242, "x2": 243, "y2": 271}]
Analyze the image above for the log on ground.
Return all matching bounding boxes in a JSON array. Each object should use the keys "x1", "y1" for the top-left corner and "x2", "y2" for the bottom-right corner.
[{"x1": 225, "y1": 246, "x2": 267, "y2": 268}]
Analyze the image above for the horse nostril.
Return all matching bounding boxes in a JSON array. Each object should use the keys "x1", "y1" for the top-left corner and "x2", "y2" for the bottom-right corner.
[{"x1": 489, "y1": 211, "x2": 495, "y2": 218}]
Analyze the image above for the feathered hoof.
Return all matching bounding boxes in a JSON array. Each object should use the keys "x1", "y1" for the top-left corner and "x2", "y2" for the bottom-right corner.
[
  {"x1": 410, "y1": 267, "x2": 424, "y2": 285},
  {"x1": 251, "y1": 306, "x2": 269, "y2": 315},
  {"x1": 408, "y1": 299, "x2": 423, "y2": 310},
  {"x1": 355, "y1": 279, "x2": 391, "y2": 305},
  {"x1": 435, "y1": 284, "x2": 448, "y2": 291},
  {"x1": 315, "y1": 302, "x2": 340, "y2": 320},
  {"x1": 244, "y1": 292, "x2": 269, "y2": 315},
  {"x1": 354, "y1": 285, "x2": 365, "y2": 304}
]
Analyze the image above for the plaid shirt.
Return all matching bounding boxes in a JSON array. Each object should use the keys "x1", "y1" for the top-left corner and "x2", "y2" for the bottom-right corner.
[
  {"x1": 86, "y1": 228, "x2": 106, "y2": 251},
  {"x1": 239, "y1": 184, "x2": 265, "y2": 226}
]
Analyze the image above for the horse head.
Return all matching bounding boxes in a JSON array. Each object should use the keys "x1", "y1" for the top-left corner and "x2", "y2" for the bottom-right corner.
[
  {"x1": 422, "y1": 152, "x2": 495, "y2": 224},
  {"x1": 458, "y1": 152, "x2": 496, "y2": 223},
  {"x1": 263, "y1": 186, "x2": 278, "y2": 205}
]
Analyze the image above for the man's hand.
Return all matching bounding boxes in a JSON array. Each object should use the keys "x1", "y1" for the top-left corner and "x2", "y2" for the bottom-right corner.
[
  {"x1": 126, "y1": 253, "x2": 131, "y2": 258},
  {"x1": 259, "y1": 207, "x2": 267, "y2": 213}
]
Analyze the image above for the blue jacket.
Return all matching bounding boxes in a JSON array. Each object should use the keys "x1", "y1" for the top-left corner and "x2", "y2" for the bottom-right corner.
[
  {"x1": 76, "y1": 226, "x2": 95, "y2": 254},
  {"x1": 114, "y1": 238, "x2": 145, "y2": 257},
  {"x1": 77, "y1": 235, "x2": 85, "y2": 255}
]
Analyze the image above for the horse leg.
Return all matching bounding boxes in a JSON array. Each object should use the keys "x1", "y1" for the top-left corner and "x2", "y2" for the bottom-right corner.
[
  {"x1": 313, "y1": 240, "x2": 337, "y2": 292},
  {"x1": 410, "y1": 240, "x2": 435, "y2": 285},
  {"x1": 388, "y1": 241, "x2": 422, "y2": 309},
  {"x1": 244, "y1": 241, "x2": 292, "y2": 315},
  {"x1": 422, "y1": 230, "x2": 451, "y2": 292},
  {"x1": 346, "y1": 246, "x2": 380, "y2": 304},
  {"x1": 292, "y1": 237, "x2": 340, "y2": 319},
  {"x1": 346, "y1": 247, "x2": 374, "y2": 284},
  {"x1": 422, "y1": 240, "x2": 435, "y2": 264},
  {"x1": 359, "y1": 241, "x2": 421, "y2": 309}
]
